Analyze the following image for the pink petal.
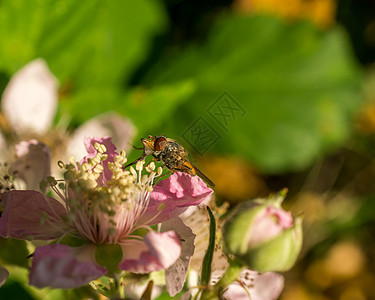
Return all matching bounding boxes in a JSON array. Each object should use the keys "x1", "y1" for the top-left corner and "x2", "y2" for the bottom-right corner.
[
  {"x1": 222, "y1": 270, "x2": 284, "y2": 300},
  {"x1": 1, "y1": 59, "x2": 58, "y2": 135},
  {"x1": 0, "y1": 266, "x2": 9, "y2": 287},
  {"x1": 29, "y1": 244, "x2": 107, "y2": 288},
  {"x1": 249, "y1": 206, "x2": 293, "y2": 247},
  {"x1": 80, "y1": 137, "x2": 118, "y2": 185},
  {"x1": 67, "y1": 113, "x2": 136, "y2": 160},
  {"x1": 162, "y1": 217, "x2": 195, "y2": 296},
  {"x1": 222, "y1": 284, "x2": 250, "y2": 300},
  {"x1": 83, "y1": 136, "x2": 117, "y2": 159},
  {"x1": 140, "y1": 172, "x2": 213, "y2": 225},
  {"x1": 0, "y1": 190, "x2": 66, "y2": 240},
  {"x1": 119, "y1": 231, "x2": 181, "y2": 273},
  {"x1": 10, "y1": 140, "x2": 51, "y2": 191},
  {"x1": 251, "y1": 272, "x2": 284, "y2": 300}
]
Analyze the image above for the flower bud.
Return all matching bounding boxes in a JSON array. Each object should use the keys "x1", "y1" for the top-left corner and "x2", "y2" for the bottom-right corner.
[{"x1": 223, "y1": 191, "x2": 302, "y2": 272}]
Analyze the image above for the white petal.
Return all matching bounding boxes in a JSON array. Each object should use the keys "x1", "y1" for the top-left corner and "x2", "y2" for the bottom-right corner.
[
  {"x1": 1, "y1": 59, "x2": 58, "y2": 135},
  {"x1": 66, "y1": 112, "x2": 136, "y2": 160},
  {"x1": 10, "y1": 140, "x2": 51, "y2": 190},
  {"x1": 162, "y1": 217, "x2": 195, "y2": 296}
]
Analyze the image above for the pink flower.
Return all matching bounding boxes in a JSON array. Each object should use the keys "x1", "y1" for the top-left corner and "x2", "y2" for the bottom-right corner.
[
  {"x1": 0, "y1": 137, "x2": 213, "y2": 290},
  {"x1": 247, "y1": 205, "x2": 293, "y2": 248}
]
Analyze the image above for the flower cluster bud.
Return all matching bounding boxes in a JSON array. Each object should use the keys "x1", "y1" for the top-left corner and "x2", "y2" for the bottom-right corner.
[{"x1": 223, "y1": 190, "x2": 303, "y2": 272}]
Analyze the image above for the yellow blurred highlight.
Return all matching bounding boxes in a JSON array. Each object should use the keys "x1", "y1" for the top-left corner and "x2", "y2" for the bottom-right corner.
[
  {"x1": 198, "y1": 155, "x2": 267, "y2": 202},
  {"x1": 303, "y1": 0, "x2": 336, "y2": 28},
  {"x1": 357, "y1": 102, "x2": 375, "y2": 134},
  {"x1": 305, "y1": 260, "x2": 334, "y2": 289},
  {"x1": 325, "y1": 241, "x2": 365, "y2": 280},
  {"x1": 340, "y1": 286, "x2": 366, "y2": 300},
  {"x1": 281, "y1": 283, "x2": 331, "y2": 300},
  {"x1": 305, "y1": 241, "x2": 365, "y2": 290},
  {"x1": 357, "y1": 67, "x2": 375, "y2": 134},
  {"x1": 234, "y1": 0, "x2": 336, "y2": 29}
]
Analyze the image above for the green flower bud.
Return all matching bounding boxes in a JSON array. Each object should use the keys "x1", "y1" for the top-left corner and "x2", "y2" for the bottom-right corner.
[{"x1": 223, "y1": 191, "x2": 303, "y2": 272}]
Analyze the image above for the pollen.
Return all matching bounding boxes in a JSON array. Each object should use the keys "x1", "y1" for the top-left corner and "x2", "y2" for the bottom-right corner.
[
  {"x1": 94, "y1": 142, "x2": 107, "y2": 154},
  {"x1": 45, "y1": 141, "x2": 163, "y2": 244},
  {"x1": 146, "y1": 162, "x2": 156, "y2": 172},
  {"x1": 136, "y1": 160, "x2": 145, "y2": 171}
]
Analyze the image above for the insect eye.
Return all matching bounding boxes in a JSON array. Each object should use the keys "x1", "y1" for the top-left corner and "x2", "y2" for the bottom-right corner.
[{"x1": 154, "y1": 137, "x2": 167, "y2": 151}]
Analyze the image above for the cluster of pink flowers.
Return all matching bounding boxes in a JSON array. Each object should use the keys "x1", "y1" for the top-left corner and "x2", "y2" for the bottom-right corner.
[
  {"x1": 0, "y1": 136, "x2": 301, "y2": 300},
  {"x1": 0, "y1": 59, "x2": 304, "y2": 299}
]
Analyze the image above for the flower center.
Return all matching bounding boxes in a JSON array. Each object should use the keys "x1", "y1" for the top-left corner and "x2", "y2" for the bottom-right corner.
[{"x1": 46, "y1": 142, "x2": 163, "y2": 244}]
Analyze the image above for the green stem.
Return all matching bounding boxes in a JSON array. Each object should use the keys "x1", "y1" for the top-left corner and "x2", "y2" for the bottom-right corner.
[
  {"x1": 216, "y1": 259, "x2": 243, "y2": 288},
  {"x1": 108, "y1": 273, "x2": 122, "y2": 299},
  {"x1": 119, "y1": 283, "x2": 125, "y2": 299},
  {"x1": 201, "y1": 259, "x2": 243, "y2": 299}
]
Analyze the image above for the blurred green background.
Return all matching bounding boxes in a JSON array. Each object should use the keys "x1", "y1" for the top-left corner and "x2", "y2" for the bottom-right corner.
[{"x1": 2, "y1": 0, "x2": 375, "y2": 299}]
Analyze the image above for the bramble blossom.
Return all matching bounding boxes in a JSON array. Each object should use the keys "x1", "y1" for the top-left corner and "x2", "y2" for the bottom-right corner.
[{"x1": 0, "y1": 137, "x2": 212, "y2": 291}]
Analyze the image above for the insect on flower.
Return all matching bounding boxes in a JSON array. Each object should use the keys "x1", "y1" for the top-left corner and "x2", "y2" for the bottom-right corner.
[{"x1": 124, "y1": 135, "x2": 215, "y2": 188}]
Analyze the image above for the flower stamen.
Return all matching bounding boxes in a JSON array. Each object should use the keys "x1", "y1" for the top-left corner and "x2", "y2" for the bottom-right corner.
[{"x1": 45, "y1": 142, "x2": 163, "y2": 245}]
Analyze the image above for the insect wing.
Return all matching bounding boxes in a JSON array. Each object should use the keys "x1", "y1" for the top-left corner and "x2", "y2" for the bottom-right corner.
[{"x1": 189, "y1": 160, "x2": 215, "y2": 188}]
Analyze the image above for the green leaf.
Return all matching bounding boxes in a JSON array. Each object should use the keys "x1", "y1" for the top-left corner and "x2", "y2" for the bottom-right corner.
[
  {"x1": 56, "y1": 235, "x2": 88, "y2": 248},
  {"x1": 36, "y1": 0, "x2": 167, "y2": 86},
  {"x1": 0, "y1": 0, "x2": 49, "y2": 73},
  {"x1": 60, "y1": 80, "x2": 196, "y2": 136},
  {"x1": 0, "y1": 0, "x2": 166, "y2": 87},
  {"x1": 94, "y1": 244, "x2": 123, "y2": 275},
  {"x1": 200, "y1": 206, "x2": 216, "y2": 287},
  {"x1": 0, "y1": 265, "x2": 95, "y2": 300},
  {"x1": 121, "y1": 81, "x2": 196, "y2": 136},
  {"x1": 0, "y1": 279, "x2": 35, "y2": 300},
  {"x1": 143, "y1": 14, "x2": 363, "y2": 173},
  {"x1": 0, "y1": 238, "x2": 29, "y2": 268}
]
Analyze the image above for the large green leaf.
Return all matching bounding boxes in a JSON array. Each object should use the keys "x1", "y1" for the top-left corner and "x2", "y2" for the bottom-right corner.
[
  {"x1": 37, "y1": 0, "x2": 167, "y2": 87},
  {"x1": 0, "y1": 0, "x2": 166, "y2": 87},
  {"x1": 143, "y1": 14, "x2": 362, "y2": 173},
  {"x1": 0, "y1": 0, "x2": 48, "y2": 73},
  {"x1": 60, "y1": 80, "x2": 196, "y2": 135}
]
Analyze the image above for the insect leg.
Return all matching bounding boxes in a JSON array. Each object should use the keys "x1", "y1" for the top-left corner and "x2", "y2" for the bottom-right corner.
[
  {"x1": 123, "y1": 154, "x2": 146, "y2": 169},
  {"x1": 157, "y1": 170, "x2": 172, "y2": 180},
  {"x1": 127, "y1": 142, "x2": 144, "y2": 151}
]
